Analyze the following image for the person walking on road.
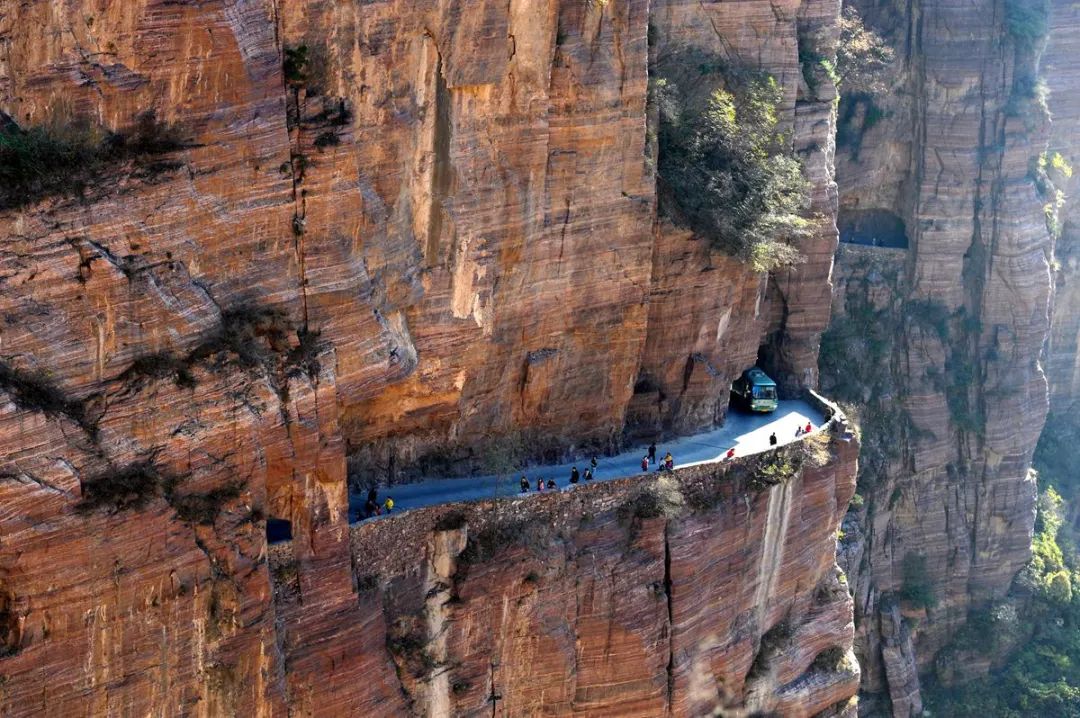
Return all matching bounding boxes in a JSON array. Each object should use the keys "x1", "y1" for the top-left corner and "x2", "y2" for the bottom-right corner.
[
  {"x1": 769, "y1": 432, "x2": 778, "y2": 447},
  {"x1": 365, "y1": 486, "x2": 379, "y2": 518},
  {"x1": 520, "y1": 475, "x2": 530, "y2": 493},
  {"x1": 641, "y1": 455, "x2": 649, "y2": 472},
  {"x1": 570, "y1": 466, "x2": 580, "y2": 484},
  {"x1": 648, "y1": 442, "x2": 657, "y2": 465},
  {"x1": 590, "y1": 456, "x2": 599, "y2": 473}
]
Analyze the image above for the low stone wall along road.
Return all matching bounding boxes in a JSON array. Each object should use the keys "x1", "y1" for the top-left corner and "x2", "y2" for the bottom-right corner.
[{"x1": 350, "y1": 399, "x2": 827, "y2": 522}]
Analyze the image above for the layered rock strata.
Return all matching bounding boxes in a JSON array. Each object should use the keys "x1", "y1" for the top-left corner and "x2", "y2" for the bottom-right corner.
[
  {"x1": 825, "y1": 0, "x2": 1061, "y2": 712},
  {"x1": 337, "y1": 424, "x2": 860, "y2": 717},
  {"x1": 0, "y1": 0, "x2": 851, "y2": 714}
]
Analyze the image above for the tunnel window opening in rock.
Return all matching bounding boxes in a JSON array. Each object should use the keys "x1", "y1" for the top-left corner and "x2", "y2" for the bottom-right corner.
[
  {"x1": 266, "y1": 518, "x2": 293, "y2": 544},
  {"x1": 838, "y1": 209, "x2": 909, "y2": 248}
]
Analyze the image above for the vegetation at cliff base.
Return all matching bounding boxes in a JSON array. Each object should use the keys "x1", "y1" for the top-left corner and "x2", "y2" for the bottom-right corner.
[
  {"x1": 1019, "y1": 487, "x2": 1078, "y2": 606},
  {"x1": 654, "y1": 51, "x2": 811, "y2": 273},
  {"x1": 926, "y1": 482, "x2": 1080, "y2": 717}
]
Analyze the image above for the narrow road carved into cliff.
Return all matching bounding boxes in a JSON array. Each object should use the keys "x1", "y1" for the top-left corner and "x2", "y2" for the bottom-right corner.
[{"x1": 349, "y1": 400, "x2": 826, "y2": 522}]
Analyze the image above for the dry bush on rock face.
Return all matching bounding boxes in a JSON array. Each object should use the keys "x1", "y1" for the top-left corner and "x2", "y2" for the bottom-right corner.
[
  {"x1": 0, "y1": 112, "x2": 187, "y2": 210},
  {"x1": 836, "y1": 7, "x2": 896, "y2": 96}
]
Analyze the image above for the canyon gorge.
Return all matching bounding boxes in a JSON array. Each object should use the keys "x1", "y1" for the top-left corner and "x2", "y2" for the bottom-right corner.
[{"x1": 0, "y1": 0, "x2": 1074, "y2": 716}]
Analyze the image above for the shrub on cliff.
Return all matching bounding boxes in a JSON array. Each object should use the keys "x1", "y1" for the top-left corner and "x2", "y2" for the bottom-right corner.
[
  {"x1": 283, "y1": 44, "x2": 329, "y2": 95},
  {"x1": 654, "y1": 52, "x2": 811, "y2": 273},
  {"x1": 0, "y1": 362, "x2": 93, "y2": 432},
  {"x1": 0, "y1": 112, "x2": 186, "y2": 210},
  {"x1": 1005, "y1": 0, "x2": 1050, "y2": 50},
  {"x1": 835, "y1": 6, "x2": 895, "y2": 96},
  {"x1": 899, "y1": 552, "x2": 936, "y2": 609},
  {"x1": 76, "y1": 462, "x2": 167, "y2": 514},
  {"x1": 166, "y1": 482, "x2": 243, "y2": 525}
]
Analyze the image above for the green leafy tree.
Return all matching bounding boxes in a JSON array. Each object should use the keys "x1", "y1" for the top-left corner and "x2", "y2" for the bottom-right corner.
[
  {"x1": 927, "y1": 481, "x2": 1080, "y2": 717},
  {"x1": 835, "y1": 6, "x2": 895, "y2": 95},
  {"x1": 655, "y1": 56, "x2": 810, "y2": 273}
]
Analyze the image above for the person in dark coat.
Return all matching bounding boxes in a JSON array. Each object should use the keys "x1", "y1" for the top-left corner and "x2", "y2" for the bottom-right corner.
[
  {"x1": 520, "y1": 475, "x2": 530, "y2": 493},
  {"x1": 648, "y1": 443, "x2": 657, "y2": 464},
  {"x1": 570, "y1": 466, "x2": 580, "y2": 484},
  {"x1": 769, "y1": 432, "x2": 778, "y2": 446}
]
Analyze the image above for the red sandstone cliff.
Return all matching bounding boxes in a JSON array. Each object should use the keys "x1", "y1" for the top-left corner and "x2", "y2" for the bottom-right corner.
[
  {"x1": 0, "y1": 0, "x2": 858, "y2": 715},
  {"x1": 825, "y1": 0, "x2": 1066, "y2": 713}
]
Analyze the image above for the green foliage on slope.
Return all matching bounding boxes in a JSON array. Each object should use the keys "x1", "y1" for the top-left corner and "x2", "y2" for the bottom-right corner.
[
  {"x1": 653, "y1": 52, "x2": 810, "y2": 273},
  {"x1": 926, "y1": 482, "x2": 1080, "y2": 717}
]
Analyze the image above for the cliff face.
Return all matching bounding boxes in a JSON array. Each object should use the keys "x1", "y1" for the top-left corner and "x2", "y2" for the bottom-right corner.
[
  {"x1": 0, "y1": 0, "x2": 856, "y2": 715},
  {"x1": 629, "y1": 0, "x2": 842, "y2": 438},
  {"x1": 1044, "y1": 0, "x2": 1080, "y2": 415},
  {"x1": 339, "y1": 429, "x2": 860, "y2": 717},
  {"x1": 825, "y1": 0, "x2": 1063, "y2": 712},
  {"x1": 0, "y1": 0, "x2": 841, "y2": 471}
]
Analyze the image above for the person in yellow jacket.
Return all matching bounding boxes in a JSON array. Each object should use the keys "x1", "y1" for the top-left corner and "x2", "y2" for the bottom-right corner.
[{"x1": 383, "y1": 497, "x2": 394, "y2": 514}]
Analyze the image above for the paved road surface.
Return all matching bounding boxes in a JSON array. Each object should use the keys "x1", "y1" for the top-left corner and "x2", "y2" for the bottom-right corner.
[{"x1": 351, "y1": 400, "x2": 825, "y2": 522}]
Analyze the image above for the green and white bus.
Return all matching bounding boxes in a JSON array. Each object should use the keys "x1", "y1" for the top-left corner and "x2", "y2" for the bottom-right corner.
[{"x1": 732, "y1": 368, "x2": 779, "y2": 413}]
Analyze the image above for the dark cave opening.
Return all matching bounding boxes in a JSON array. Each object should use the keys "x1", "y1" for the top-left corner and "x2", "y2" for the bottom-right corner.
[{"x1": 266, "y1": 518, "x2": 293, "y2": 544}]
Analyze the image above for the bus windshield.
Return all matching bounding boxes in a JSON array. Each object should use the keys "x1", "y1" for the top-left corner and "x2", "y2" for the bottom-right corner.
[{"x1": 752, "y1": 386, "x2": 777, "y2": 400}]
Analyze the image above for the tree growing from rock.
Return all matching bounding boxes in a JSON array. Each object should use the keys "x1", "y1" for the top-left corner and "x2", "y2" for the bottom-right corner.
[{"x1": 655, "y1": 52, "x2": 811, "y2": 273}]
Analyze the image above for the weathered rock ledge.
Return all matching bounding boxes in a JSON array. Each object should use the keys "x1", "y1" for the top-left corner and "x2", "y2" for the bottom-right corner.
[{"x1": 276, "y1": 418, "x2": 861, "y2": 717}]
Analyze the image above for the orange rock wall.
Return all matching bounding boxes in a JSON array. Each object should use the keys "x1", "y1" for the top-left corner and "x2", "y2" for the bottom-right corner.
[
  {"x1": 0, "y1": 0, "x2": 850, "y2": 715},
  {"x1": 343, "y1": 428, "x2": 859, "y2": 717}
]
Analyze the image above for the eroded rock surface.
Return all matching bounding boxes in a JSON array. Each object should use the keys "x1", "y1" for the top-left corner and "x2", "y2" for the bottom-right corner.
[
  {"x1": 825, "y1": 0, "x2": 1068, "y2": 712},
  {"x1": 0, "y1": 0, "x2": 857, "y2": 715}
]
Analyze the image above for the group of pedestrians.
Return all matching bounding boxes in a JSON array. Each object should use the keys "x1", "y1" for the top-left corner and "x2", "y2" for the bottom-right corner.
[
  {"x1": 640, "y1": 442, "x2": 675, "y2": 472},
  {"x1": 362, "y1": 486, "x2": 394, "y2": 519},
  {"x1": 519, "y1": 456, "x2": 601, "y2": 493},
  {"x1": 359, "y1": 419, "x2": 816, "y2": 520},
  {"x1": 768, "y1": 420, "x2": 815, "y2": 447}
]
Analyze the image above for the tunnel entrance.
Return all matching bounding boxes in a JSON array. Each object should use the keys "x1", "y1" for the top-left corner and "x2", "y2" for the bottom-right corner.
[
  {"x1": 266, "y1": 518, "x2": 293, "y2": 544},
  {"x1": 838, "y1": 209, "x2": 909, "y2": 249}
]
